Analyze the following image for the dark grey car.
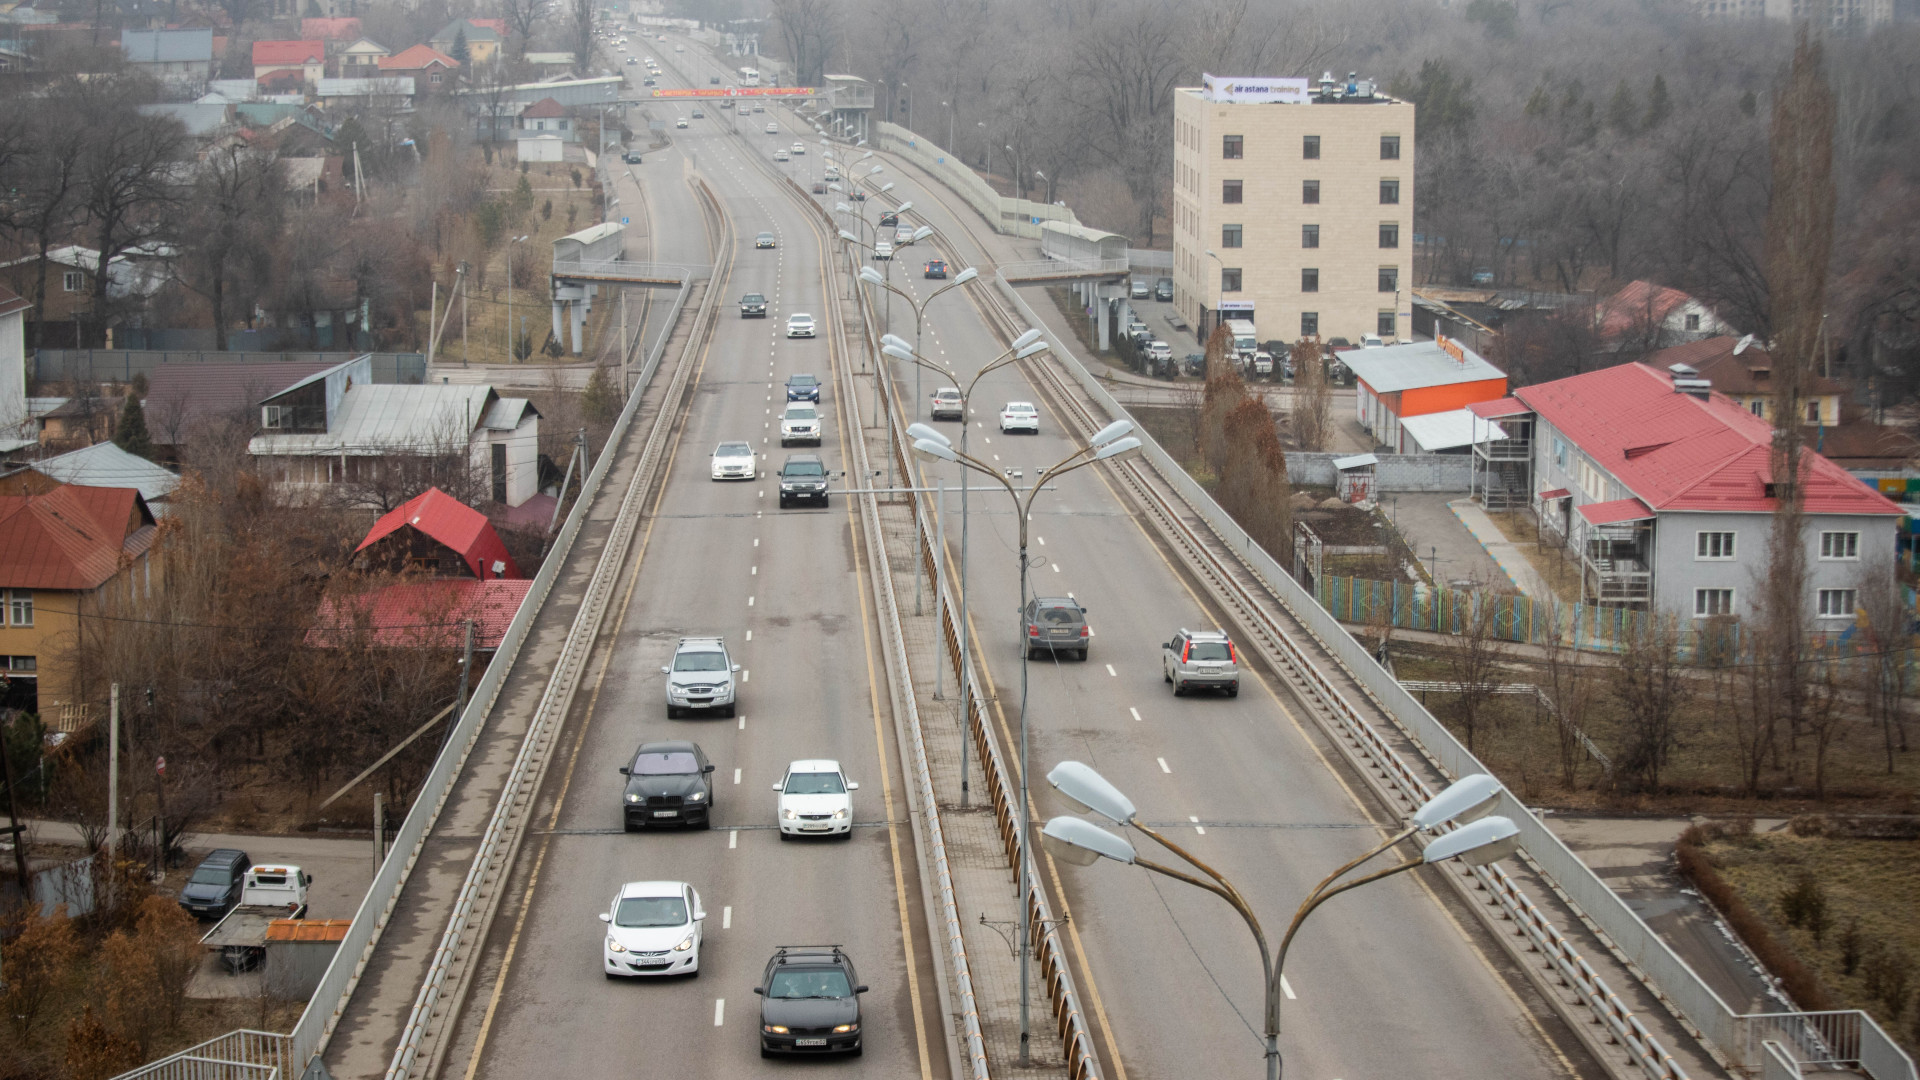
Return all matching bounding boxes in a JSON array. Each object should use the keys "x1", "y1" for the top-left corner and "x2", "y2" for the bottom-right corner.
[
  {"x1": 620, "y1": 740, "x2": 716, "y2": 830},
  {"x1": 1022, "y1": 597, "x2": 1090, "y2": 660},
  {"x1": 178, "y1": 848, "x2": 251, "y2": 919},
  {"x1": 756, "y1": 946, "x2": 867, "y2": 1057}
]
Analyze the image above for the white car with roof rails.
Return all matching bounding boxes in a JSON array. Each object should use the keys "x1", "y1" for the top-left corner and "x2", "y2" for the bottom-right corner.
[
  {"x1": 779, "y1": 403, "x2": 822, "y2": 446},
  {"x1": 662, "y1": 636, "x2": 739, "y2": 717},
  {"x1": 772, "y1": 760, "x2": 858, "y2": 839},
  {"x1": 999, "y1": 402, "x2": 1039, "y2": 434},
  {"x1": 600, "y1": 880, "x2": 705, "y2": 978}
]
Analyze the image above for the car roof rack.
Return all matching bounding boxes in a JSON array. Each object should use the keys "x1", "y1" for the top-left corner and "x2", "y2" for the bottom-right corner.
[
  {"x1": 677, "y1": 636, "x2": 726, "y2": 647},
  {"x1": 771, "y1": 944, "x2": 847, "y2": 964}
]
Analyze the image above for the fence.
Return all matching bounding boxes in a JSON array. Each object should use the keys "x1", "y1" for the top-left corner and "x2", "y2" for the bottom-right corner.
[
  {"x1": 33, "y1": 350, "x2": 427, "y2": 386},
  {"x1": 1286, "y1": 450, "x2": 1472, "y2": 491}
]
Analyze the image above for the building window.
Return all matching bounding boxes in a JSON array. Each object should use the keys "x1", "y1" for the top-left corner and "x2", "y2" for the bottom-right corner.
[
  {"x1": 3, "y1": 655, "x2": 35, "y2": 672},
  {"x1": 1381, "y1": 134, "x2": 1401, "y2": 160},
  {"x1": 1294, "y1": 268, "x2": 1317, "y2": 292},
  {"x1": 1379, "y1": 223, "x2": 1399, "y2": 248},
  {"x1": 1378, "y1": 267, "x2": 1398, "y2": 292},
  {"x1": 1223, "y1": 134, "x2": 1243, "y2": 159},
  {"x1": 1302, "y1": 180, "x2": 1320, "y2": 204},
  {"x1": 6, "y1": 590, "x2": 31, "y2": 628},
  {"x1": 1221, "y1": 268, "x2": 1242, "y2": 292},
  {"x1": 1302, "y1": 224, "x2": 1319, "y2": 248},
  {"x1": 1303, "y1": 135, "x2": 1320, "y2": 159},
  {"x1": 1819, "y1": 531, "x2": 1859, "y2": 559},
  {"x1": 1696, "y1": 532, "x2": 1735, "y2": 560},
  {"x1": 1818, "y1": 589, "x2": 1857, "y2": 618},
  {"x1": 1301, "y1": 312, "x2": 1318, "y2": 336},
  {"x1": 1221, "y1": 224, "x2": 1242, "y2": 248},
  {"x1": 1378, "y1": 311, "x2": 1396, "y2": 337},
  {"x1": 1553, "y1": 437, "x2": 1567, "y2": 468},
  {"x1": 62, "y1": 270, "x2": 82, "y2": 292},
  {"x1": 430, "y1": 72, "x2": 442, "y2": 85},
  {"x1": 1379, "y1": 179, "x2": 1400, "y2": 205},
  {"x1": 1685, "y1": 313, "x2": 1701, "y2": 331},
  {"x1": 1749, "y1": 399, "x2": 1765, "y2": 417},
  {"x1": 1579, "y1": 460, "x2": 1606, "y2": 501},
  {"x1": 1222, "y1": 179, "x2": 1243, "y2": 204},
  {"x1": 1805, "y1": 400, "x2": 1821, "y2": 423},
  {"x1": 1695, "y1": 588, "x2": 1735, "y2": 617}
]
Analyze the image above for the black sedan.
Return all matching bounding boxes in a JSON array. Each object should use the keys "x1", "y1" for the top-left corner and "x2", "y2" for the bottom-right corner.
[
  {"x1": 756, "y1": 946, "x2": 867, "y2": 1057},
  {"x1": 619, "y1": 740, "x2": 716, "y2": 830}
]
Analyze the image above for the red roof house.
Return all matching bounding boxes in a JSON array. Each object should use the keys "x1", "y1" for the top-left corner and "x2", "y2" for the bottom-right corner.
[
  {"x1": 1591, "y1": 280, "x2": 1733, "y2": 352},
  {"x1": 301, "y1": 16, "x2": 361, "y2": 41},
  {"x1": 252, "y1": 39, "x2": 325, "y2": 84},
  {"x1": 354, "y1": 487, "x2": 523, "y2": 580},
  {"x1": 378, "y1": 44, "x2": 459, "y2": 89},
  {"x1": 306, "y1": 578, "x2": 533, "y2": 650}
]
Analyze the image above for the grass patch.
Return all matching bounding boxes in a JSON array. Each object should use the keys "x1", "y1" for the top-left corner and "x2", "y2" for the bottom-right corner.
[{"x1": 1485, "y1": 510, "x2": 1583, "y2": 605}]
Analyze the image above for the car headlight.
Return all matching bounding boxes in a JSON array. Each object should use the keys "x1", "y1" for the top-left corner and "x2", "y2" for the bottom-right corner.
[
  {"x1": 674, "y1": 933, "x2": 695, "y2": 952},
  {"x1": 833, "y1": 1023, "x2": 858, "y2": 1034},
  {"x1": 626, "y1": 794, "x2": 641, "y2": 804},
  {"x1": 607, "y1": 937, "x2": 626, "y2": 953},
  {"x1": 687, "y1": 791, "x2": 704, "y2": 802},
  {"x1": 782, "y1": 808, "x2": 797, "y2": 820},
  {"x1": 832, "y1": 808, "x2": 848, "y2": 820},
  {"x1": 763, "y1": 1025, "x2": 789, "y2": 1035}
]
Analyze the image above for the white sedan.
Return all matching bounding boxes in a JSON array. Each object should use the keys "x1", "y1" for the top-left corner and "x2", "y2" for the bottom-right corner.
[
  {"x1": 791, "y1": 142, "x2": 806, "y2": 155},
  {"x1": 773, "y1": 759, "x2": 858, "y2": 839},
  {"x1": 711, "y1": 440, "x2": 755, "y2": 480},
  {"x1": 1000, "y1": 402, "x2": 1040, "y2": 434},
  {"x1": 765, "y1": 122, "x2": 779, "y2": 134},
  {"x1": 600, "y1": 880, "x2": 705, "y2": 977},
  {"x1": 786, "y1": 313, "x2": 816, "y2": 338},
  {"x1": 773, "y1": 149, "x2": 789, "y2": 162}
]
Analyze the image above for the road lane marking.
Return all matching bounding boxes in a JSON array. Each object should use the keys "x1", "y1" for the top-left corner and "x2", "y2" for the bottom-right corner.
[
  {"x1": 1281, "y1": 974, "x2": 1296, "y2": 1000},
  {"x1": 1189, "y1": 816, "x2": 1205, "y2": 835},
  {"x1": 1129, "y1": 707, "x2": 1142, "y2": 722},
  {"x1": 742, "y1": 669, "x2": 749, "y2": 682},
  {"x1": 748, "y1": 596, "x2": 755, "y2": 606},
  {"x1": 729, "y1": 829, "x2": 738, "y2": 849},
  {"x1": 745, "y1": 630, "x2": 752, "y2": 641},
  {"x1": 738, "y1": 715, "x2": 746, "y2": 730},
  {"x1": 1037, "y1": 536, "x2": 1045, "y2": 545},
  {"x1": 734, "y1": 768, "x2": 741, "y2": 784},
  {"x1": 1105, "y1": 664, "x2": 1117, "y2": 677},
  {"x1": 1157, "y1": 757, "x2": 1171, "y2": 773},
  {"x1": 723, "y1": 906, "x2": 732, "y2": 929},
  {"x1": 713, "y1": 999, "x2": 724, "y2": 1026},
  {"x1": 754, "y1": 537, "x2": 760, "y2": 546},
  {"x1": 1051, "y1": 563, "x2": 1059, "y2": 573},
  {"x1": 752, "y1": 565, "x2": 758, "y2": 575}
]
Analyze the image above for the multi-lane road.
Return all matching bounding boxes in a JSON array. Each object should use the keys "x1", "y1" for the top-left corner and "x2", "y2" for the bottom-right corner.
[{"x1": 430, "y1": 32, "x2": 1605, "y2": 1080}]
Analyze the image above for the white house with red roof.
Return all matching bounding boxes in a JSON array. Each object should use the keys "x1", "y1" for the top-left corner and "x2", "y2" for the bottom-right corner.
[
  {"x1": 1592, "y1": 280, "x2": 1734, "y2": 353},
  {"x1": 252, "y1": 39, "x2": 326, "y2": 86},
  {"x1": 1471, "y1": 361, "x2": 1903, "y2": 622}
]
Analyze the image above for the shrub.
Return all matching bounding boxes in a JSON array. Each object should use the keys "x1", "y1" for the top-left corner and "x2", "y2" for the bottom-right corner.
[
  {"x1": 1840, "y1": 918, "x2": 1865, "y2": 976},
  {"x1": 1, "y1": 906, "x2": 79, "y2": 1042},
  {"x1": 1778, "y1": 870, "x2": 1832, "y2": 943},
  {"x1": 1675, "y1": 827, "x2": 1833, "y2": 1009},
  {"x1": 1862, "y1": 946, "x2": 1913, "y2": 1019}
]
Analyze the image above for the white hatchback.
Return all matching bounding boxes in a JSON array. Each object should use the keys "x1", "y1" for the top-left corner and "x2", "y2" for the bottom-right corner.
[
  {"x1": 711, "y1": 440, "x2": 755, "y2": 480},
  {"x1": 872, "y1": 241, "x2": 893, "y2": 261},
  {"x1": 766, "y1": 122, "x2": 779, "y2": 134},
  {"x1": 791, "y1": 142, "x2": 806, "y2": 155},
  {"x1": 786, "y1": 313, "x2": 816, "y2": 338},
  {"x1": 773, "y1": 760, "x2": 858, "y2": 839},
  {"x1": 600, "y1": 880, "x2": 705, "y2": 977},
  {"x1": 1000, "y1": 402, "x2": 1039, "y2": 434}
]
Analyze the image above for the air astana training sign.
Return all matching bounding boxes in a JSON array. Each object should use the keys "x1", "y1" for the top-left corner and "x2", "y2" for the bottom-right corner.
[{"x1": 1200, "y1": 74, "x2": 1311, "y2": 104}]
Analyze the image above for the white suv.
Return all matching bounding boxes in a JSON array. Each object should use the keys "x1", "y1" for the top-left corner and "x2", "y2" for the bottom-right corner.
[
  {"x1": 1162, "y1": 628, "x2": 1240, "y2": 697},
  {"x1": 600, "y1": 880, "x2": 705, "y2": 977},
  {"x1": 779, "y1": 403, "x2": 822, "y2": 446},
  {"x1": 772, "y1": 760, "x2": 858, "y2": 839},
  {"x1": 662, "y1": 636, "x2": 739, "y2": 717}
]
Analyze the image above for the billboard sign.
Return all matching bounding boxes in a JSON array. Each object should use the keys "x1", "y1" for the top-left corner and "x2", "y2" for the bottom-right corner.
[
  {"x1": 1200, "y1": 74, "x2": 1310, "y2": 105},
  {"x1": 1218, "y1": 300, "x2": 1256, "y2": 311}
]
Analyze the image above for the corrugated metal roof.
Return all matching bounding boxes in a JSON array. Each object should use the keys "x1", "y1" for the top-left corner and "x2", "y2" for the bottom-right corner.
[
  {"x1": 122, "y1": 27, "x2": 213, "y2": 63},
  {"x1": 32, "y1": 443, "x2": 181, "y2": 505},
  {"x1": 1038, "y1": 220, "x2": 1126, "y2": 245},
  {"x1": 1341, "y1": 338, "x2": 1505, "y2": 394},
  {"x1": 1467, "y1": 396, "x2": 1528, "y2": 419},
  {"x1": 1516, "y1": 361, "x2": 1903, "y2": 517},
  {"x1": 353, "y1": 486, "x2": 523, "y2": 579},
  {"x1": 147, "y1": 360, "x2": 339, "y2": 430},
  {"x1": 264, "y1": 919, "x2": 351, "y2": 942},
  {"x1": 0, "y1": 485, "x2": 149, "y2": 590},
  {"x1": 480, "y1": 397, "x2": 534, "y2": 430},
  {"x1": 306, "y1": 578, "x2": 534, "y2": 649},
  {"x1": 1577, "y1": 497, "x2": 1654, "y2": 525},
  {"x1": 1400, "y1": 409, "x2": 1505, "y2": 453},
  {"x1": 249, "y1": 384, "x2": 494, "y2": 456},
  {"x1": 252, "y1": 39, "x2": 324, "y2": 66},
  {"x1": 1331, "y1": 453, "x2": 1377, "y2": 470}
]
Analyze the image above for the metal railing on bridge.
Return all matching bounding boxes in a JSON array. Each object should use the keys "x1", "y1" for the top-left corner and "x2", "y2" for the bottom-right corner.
[
  {"x1": 997, "y1": 257, "x2": 1130, "y2": 285},
  {"x1": 549, "y1": 258, "x2": 708, "y2": 286}
]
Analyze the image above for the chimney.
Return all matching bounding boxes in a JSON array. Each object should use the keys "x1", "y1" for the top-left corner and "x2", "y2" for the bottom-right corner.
[{"x1": 1668, "y1": 362, "x2": 1711, "y2": 399}]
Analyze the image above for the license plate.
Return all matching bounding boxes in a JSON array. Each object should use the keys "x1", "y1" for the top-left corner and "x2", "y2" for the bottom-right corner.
[
  {"x1": 652, "y1": 810, "x2": 677, "y2": 817},
  {"x1": 796, "y1": 1038, "x2": 826, "y2": 1047}
]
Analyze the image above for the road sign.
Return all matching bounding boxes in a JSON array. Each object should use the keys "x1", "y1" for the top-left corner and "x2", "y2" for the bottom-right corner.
[{"x1": 622, "y1": 217, "x2": 630, "y2": 224}]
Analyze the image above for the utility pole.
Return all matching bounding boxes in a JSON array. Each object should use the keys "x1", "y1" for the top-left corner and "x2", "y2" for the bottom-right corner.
[
  {"x1": 372, "y1": 792, "x2": 385, "y2": 876},
  {"x1": 461, "y1": 262, "x2": 470, "y2": 367},
  {"x1": 108, "y1": 684, "x2": 119, "y2": 859},
  {"x1": 0, "y1": 703, "x2": 30, "y2": 889},
  {"x1": 457, "y1": 620, "x2": 475, "y2": 717}
]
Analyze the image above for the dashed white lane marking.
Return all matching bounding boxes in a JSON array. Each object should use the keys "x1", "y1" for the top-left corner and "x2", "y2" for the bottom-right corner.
[
  {"x1": 738, "y1": 715, "x2": 746, "y2": 730},
  {"x1": 1037, "y1": 536, "x2": 1045, "y2": 545},
  {"x1": 1105, "y1": 664, "x2": 1117, "y2": 677},
  {"x1": 754, "y1": 537, "x2": 760, "y2": 547},
  {"x1": 713, "y1": 999, "x2": 725, "y2": 1026},
  {"x1": 734, "y1": 768, "x2": 742, "y2": 784},
  {"x1": 758, "y1": 489, "x2": 764, "y2": 499},
  {"x1": 1281, "y1": 975, "x2": 1296, "y2": 1000},
  {"x1": 742, "y1": 669, "x2": 749, "y2": 683},
  {"x1": 1051, "y1": 564, "x2": 1059, "y2": 573},
  {"x1": 748, "y1": 596, "x2": 755, "y2": 607},
  {"x1": 745, "y1": 630, "x2": 752, "y2": 641},
  {"x1": 752, "y1": 565, "x2": 758, "y2": 575},
  {"x1": 729, "y1": 830, "x2": 739, "y2": 849},
  {"x1": 1157, "y1": 757, "x2": 1171, "y2": 773},
  {"x1": 722, "y1": 906, "x2": 732, "y2": 929},
  {"x1": 1189, "y1": 815, "x2": 1205, "y2": 835},
  {"x1": 993, "y1": 454, "x2": 1000, "y2": 461},
  {"x1": 1129, "y1": 707, "x2": 1142, "y2": 722}
]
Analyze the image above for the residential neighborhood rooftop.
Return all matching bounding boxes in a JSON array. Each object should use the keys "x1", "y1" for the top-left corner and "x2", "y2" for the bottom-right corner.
[{"x1": 1339, "y1": 337, "x2": 1504, "y2": 394}]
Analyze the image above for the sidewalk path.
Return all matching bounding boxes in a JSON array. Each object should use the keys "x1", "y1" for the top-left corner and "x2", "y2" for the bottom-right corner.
[
  {"x1": 1388, "y1": 492, "x2": 1508, "y2": 588},
  {"x1": 1449, "y1": 498, "x2": 1556, "y2": 598}
]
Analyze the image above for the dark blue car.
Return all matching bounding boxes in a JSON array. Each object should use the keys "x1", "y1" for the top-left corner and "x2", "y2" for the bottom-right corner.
[
  {"x1": 785, "y1": 374, "x2": 821, "y2": 403},
  {"x1": 178, "y1": 848, "x2": 251, "y2": 919}
]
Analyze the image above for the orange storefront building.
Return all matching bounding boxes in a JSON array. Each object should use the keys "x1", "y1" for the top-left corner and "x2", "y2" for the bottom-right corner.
[{"x1": 1343, "y1": 336, "x2": 1507, "y2": 453}]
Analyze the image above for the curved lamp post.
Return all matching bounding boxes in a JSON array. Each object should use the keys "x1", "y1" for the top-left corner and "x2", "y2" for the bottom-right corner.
[
  {"x1": 1042, "y1": 766, "x2": 1518, "y2": 1080},
  {"x1": 911, "y1": 424, "x2": 1142, "y2": 1066}
]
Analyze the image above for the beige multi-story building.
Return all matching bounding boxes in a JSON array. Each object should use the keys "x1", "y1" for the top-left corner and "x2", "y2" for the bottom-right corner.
[
  {"x1": 1172, "y1": 74, "x2": 1415, "y2": 347},
  {"x1": 1695, "y1": 0, "x2": 1891, "y2": 30}
]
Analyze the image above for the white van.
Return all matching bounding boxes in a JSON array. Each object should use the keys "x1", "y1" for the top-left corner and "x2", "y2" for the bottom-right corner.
[{"x1": 1224, "y1": 318, "x2": 1258, "y2": 358}]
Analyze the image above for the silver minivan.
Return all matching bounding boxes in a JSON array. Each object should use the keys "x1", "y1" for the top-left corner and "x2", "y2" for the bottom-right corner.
[{"x1": 1162, "y1": 628, "x2": 1239, "y2": 696}]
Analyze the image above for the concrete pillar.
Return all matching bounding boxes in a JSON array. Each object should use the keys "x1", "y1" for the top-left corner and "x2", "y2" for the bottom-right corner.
[
  {"x1": 1096, "y1": 288, "x2": 1110, "y2": 351},
  {"x1": 570, "y1": 302, "x2": 585, "y2": 353},
  {"x1": 552, "y1": 299, "x2": 565, "y2": 344}
]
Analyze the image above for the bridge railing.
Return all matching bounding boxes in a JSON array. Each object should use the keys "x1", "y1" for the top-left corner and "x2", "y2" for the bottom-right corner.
[
  {"x1": 997, "y1": 257, "x2": 1130, "y2": 283},
  {"x1": 550, "y1": 257, "x2": 709, "y2": 282},
  {"x1": 107, "y1": 1030, "x2": 290, "y2": 1080}
]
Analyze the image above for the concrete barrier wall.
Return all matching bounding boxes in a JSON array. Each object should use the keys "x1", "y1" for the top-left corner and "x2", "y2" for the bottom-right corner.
[
  {"x1": 1286, "y1": 450, "x2": 1471, "y2": 491},
  {"x1": 874, "y1": 122, "x2": 1079, "y2": 240}
]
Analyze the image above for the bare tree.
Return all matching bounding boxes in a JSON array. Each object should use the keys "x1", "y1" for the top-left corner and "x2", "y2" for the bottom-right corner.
[
  {"x1": 1609, "y1": 609, "x2": 1692, "y2": 792},
  {"x1": 79, "y1": 89, "x2": 184, "y2": 335},
  {"x1": 1853, "y1": 555, "x2": 1912, "y2": 770},
  {"x1": 179, "y1": 146, "x2": 287, "y2": 350},
  {"x1": 1289, "y1": 336, "x2": 1330, "y2": 451},
  {"x1": 1198, "y1": 324, "x2": 1244, "y2": 479},
  {"x1": 770, "y1": 0, "x2": 842, "y2": 88},
  {"x1": 1540, "y1": 599, "x2": 1594, "y2": 790},
  {"x1": 1441, "y1": 583, "x2": 1509, "y2": 753}
]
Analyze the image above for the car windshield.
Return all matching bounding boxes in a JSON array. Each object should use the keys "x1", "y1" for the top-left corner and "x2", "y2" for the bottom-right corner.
[
  {"x1": 717, "y1": 443, "x2": 750, "y2": 457},
  {"x1": 743, "y1": 294, "x2": 764, "y2": 303},
  {"x1": 783, "y1": 771, "x2": 845, "y2": 795},
  {"x1": 632, "y1": 751, "x2": 699, "y2": 775},
  {"x1": 614, "y1": 895, "x2": 688, "y2": 928},
  {"x1": 1006, "y1": 403, "x2": 1033, "y2": 413},
  {"x1": 1188, "y1": 642, "x2": 1232, "y2": 661},
  {"x1": 789, "y1": 375, "x2": 817, "y2": 386},
  {"x1": 758, "y1": 233, "x2": 773, "y2": 241},
  {"x1": 785, "y1": 460, "x2": 825, "y2": 477},
  {"x1": 674, "y1": 651, "x2": 729, "y2": 672},
  {"x1": 785, "y1": 406, "x2": 817, "y2": 420},
  {"x1": 768, "y1": 968, "x2": 853, "y2": 999},
  {"x1": 1039, "y1": 606, "x2": 1080, "y2": 625},
  {"x1": 190, "y1": 866, "x2": 234, "y2": 886},
  {"x1": 936, "y1": 391, "x2": 960, "y2": 402}
]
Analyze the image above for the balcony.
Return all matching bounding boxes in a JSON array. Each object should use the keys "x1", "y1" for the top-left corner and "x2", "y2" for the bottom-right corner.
[{"x1": 1582, "y1": 537, "x2": 1652, "y2": 605}]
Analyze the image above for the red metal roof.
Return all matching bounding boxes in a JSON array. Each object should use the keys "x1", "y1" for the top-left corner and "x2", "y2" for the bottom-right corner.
[
  {"x1": 1577, "y1": 497, "x2": 1655, "y2": 526},
  {"x1": 1516, "y1": 362, "x2": 1903, "y2": 517},
  {"x1": 1594, "y1": 280, "x2": 1698, "y2": 340},
  {"x1": 252, "y1": 39, "x2": 324, "y2": 66},
  {"x1": 0, "y1": 485, "x2": 152, "y2": 590},
  {"x1": 1539, "y1": 488, "x2": 1570, "y2": 500},
  {"x1": 0, "y1": 283, "x2": 31, "y2": 319},
  {"x1": 306, "y1": 578, "x2": 533, "y2": 649},
  {"x1": 1467, "y1": 396, "x2": 1528, "y2": 419},
  {"x1": 519, "y1": 97, "x2": 566, "y2": 118},
  {"x1": 265, "y1": 919, "x2": 351, "y2": 942},
  {"x1": 355, "y1": 487, "x2": 523, "y2": 580},
  {"x1": 380, "y1": 44, "x2": 457, "y2": 70},
  {"x1": 300, "y1": 16, "x2": 360, "y2": 40}
]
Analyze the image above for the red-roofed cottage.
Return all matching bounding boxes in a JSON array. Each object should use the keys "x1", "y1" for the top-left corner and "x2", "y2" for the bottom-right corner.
[
  {"x1": 378, "y1": 44, "x2": 458, "y2": 90},
  {"x1": 0, "y1": 484, "x2": 159, "y2": 715},
  {"x1": 1474, "y1": 361, "x2": 1903, "y2": 619},
  {"x1": 1592, "y1": 280, "x2": 1734, "y2": 353},
  {"x1": 252, "y1": 39, "x2": 325, "y2": 85},
  {"x1": 353, "y1": 487, "x2": 523, "y2": 580}
]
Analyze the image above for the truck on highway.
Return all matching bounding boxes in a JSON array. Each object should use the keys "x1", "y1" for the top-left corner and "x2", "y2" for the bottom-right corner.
[{"x1": 201, "y1": 864, "x2": 313, "y2": 973}]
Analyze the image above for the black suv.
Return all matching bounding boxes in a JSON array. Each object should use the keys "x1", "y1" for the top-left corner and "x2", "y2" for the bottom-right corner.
[
  {"x1": 778, "y1": 455, "x2": 829, "y2": 508},
  {"x1": 755, "y1": 945, "x2": 867, "y2": 1057},
  {"x1": 740, "y1": 292, "x2": 767, "y2": 318},
  {"x1": 785, "y1": 373, "x2": 821, "y2": 402},
  {"x1": 619, "y1": 740, "x2": 716, "y2": 830},
  {"x1": 178, "y1": 848, "x2": 251, "y2": 919},
  {"x1": 1154, "y1": 276, "x2": 1174, "y2": 301}
]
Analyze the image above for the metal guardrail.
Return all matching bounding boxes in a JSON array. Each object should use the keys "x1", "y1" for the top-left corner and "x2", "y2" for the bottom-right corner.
[
  {"x1": 1747, "y1": 1012, "x2": 1917, "y2": 1079},
  {"x1": 109, "y1": 1030, "x2": 291, "y2": 1080},
  {"x1": 996, "y1": 258, "x2": 1130, "y2": 284},
  {"x1": 550, "y1": 256, "x2": 710, "y2": 284}
]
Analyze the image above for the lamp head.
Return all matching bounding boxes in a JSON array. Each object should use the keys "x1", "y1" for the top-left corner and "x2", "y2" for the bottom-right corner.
[
  {"x1": 1412, "y1": 774, "x2": 1503, "y2": 831},
  {"x1": 1421, "y1": 816, "x2": 1521, "y2": 868},
  {"x1": 1046, "y1": 761, "x2": 1136, "y2": 823},
  {"x1": 881, "y1": 343, "x2": 916, "y2": 362},
  {"x1": 879, "y1": 183, "x2": 895, "y2": 193},
  {"x1": 897, "y1": 200, "x2": 912, "y2": 213},
  {"x1": 835, "y1": 202, "x2": 851, "y2": 213},
  {"x1": 1090, "y1": 420, "x2": 1133, "y2": 447},
  {"x1": 906, "y1": 423, "x2": 949, "y2": 447},
  {"x1": 880, "y1": 333, "x2": 911, "y2": 351},
  {"x1": 1091, "y1": 436, "x2": 1142, "y2": 463},
  {"x1": 1015, "y1": 341, "x2": 1049, "y2": 360},
  {"x1": 1011, "y1": 327, "x2": 1043, "y2": 350},
  {"x1": 911, "y1": 225, "x2": 934, "y2": 241},
  {"x1": 859, "y1": 266, "x2": 886, "y2": 285},
  {"x1": 1041, "y1": 816, "x2": 1137, "y2": 867},
  {"x1": 838, "y1": 231, "x2": 858, "y2": 244},
  {"x1": 911, "y1": 437, "x2": 958, "y2": 463},
  {"x1": 953, "y1": 267, "x2": 979, "y2": 285}
]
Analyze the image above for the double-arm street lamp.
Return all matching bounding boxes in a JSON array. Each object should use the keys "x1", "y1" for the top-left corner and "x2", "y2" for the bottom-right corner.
[
  {"x1": 911, "y1": 420, "x2": 1143, "y2": 1067},
  {"x1": 1041, "y1": 767, "x2": 1521, "y2": 1080}
]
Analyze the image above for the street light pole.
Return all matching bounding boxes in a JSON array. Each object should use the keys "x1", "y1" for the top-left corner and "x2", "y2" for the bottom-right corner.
[{"x1": 505, "y1": 234, "x2": 528, "y2": 361}]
